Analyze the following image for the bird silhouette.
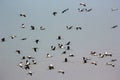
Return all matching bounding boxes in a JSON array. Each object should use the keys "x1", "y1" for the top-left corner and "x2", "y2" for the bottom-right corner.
[
  {"x1": 1, "y1": 38, "x2": 5, "y2": 42},
  {"x1": 35, "y1": 39, "x2": 39, "y2": 44},
  {"x1": 31, "y1": 25, "x2": 35, "y2": 30},
  {"x1": 16, "y1": 49, "x2": 21, "y2": 54},
  {"x1": 53, "y1": 12, "x2": 57, "y2": 16},
  {"x1": 111, "y1": 25, "x2": 118, "y2": 29},
  {"x1": 62, "y1": 8, "x2": 69, "y2": 13},
  {"x1": 33, "y1": 47, "x2": 38, "y2": 52}
]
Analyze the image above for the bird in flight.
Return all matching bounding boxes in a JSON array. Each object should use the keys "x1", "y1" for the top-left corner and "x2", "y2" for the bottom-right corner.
[
  {"x1": 53, "y1": 12, "x2": 57, "y2": 16},
  {"x1": 62, "y1": 8, "x2": 69, "y2": 13}
]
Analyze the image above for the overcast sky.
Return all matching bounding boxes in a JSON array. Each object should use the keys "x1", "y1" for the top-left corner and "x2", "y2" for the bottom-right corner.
[{"x1": 0, "y1": 0, "x2": 120, "y2": 80}]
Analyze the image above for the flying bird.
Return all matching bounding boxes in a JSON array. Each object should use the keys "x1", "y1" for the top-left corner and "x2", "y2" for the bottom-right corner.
[
  {"x1": 53, "y1": 12, "x2": 57, "y2": 16},
  {"x1": 62, "y1": 8, "x2": 69, "y2": 13},
  {"x1": 48, "y1": 64, "x2": 54, "y2": 70},
  {"x1": 40, "y1": 26, "x2": 45, "y2": 30},
  {"x1": 1, "y1": 38, "x2": 5, "y2": 42},
  {"x1": 31, "y1": 25, "x2": 35, "y2": 30},
  {"x1": 58, "y1": 70, "x2": 65, "y2": 74},
  {"x1": 21, "y1": 38, "x2": 27, "y2": 40},
  {"x1": 35, "y1": 39, "x2": 39, "y2": 44},
  {"x1": 111, "y1": 25, "x2": 118, "y2": 29},
  {"x1": 80, "y1": 2, "x2": 86, "y2": 7},
  {"x1": 33, "y1": 47, "x2": 38, "y2": 52},
  {"x1": 64, "y1": 58, "x2": 68, "y2": 62},
  {"x1": 16, "y1": 49, "x2": 21, "y2": 54}
]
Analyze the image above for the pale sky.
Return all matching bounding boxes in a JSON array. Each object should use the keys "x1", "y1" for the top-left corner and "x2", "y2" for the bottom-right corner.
[{"x1": 0, "y1": 0, "x2": 120, "y2": 80}]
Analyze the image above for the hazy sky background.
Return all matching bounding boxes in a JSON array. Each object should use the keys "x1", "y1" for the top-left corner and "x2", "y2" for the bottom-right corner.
[{"x1": 0, "y1": 0, "x2": 120, "y2": 80}]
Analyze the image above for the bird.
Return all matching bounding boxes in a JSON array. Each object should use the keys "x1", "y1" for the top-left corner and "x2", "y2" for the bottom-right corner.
[
  {"x1": 111, "y1": 8, "x2": 119, "y2": 11},
  {"x1": 62, "y1": 8, "x2": 69, "y2": 13},
  {"x1": 83, "y1": 57, "x2": 87, "y2": 63},
  {"x1": 85, "y1": 8, "x2": 92, "y2": 12},
  {"x1": 110, "y1": 59, "x2": 117, "y2": 62},
  {"x1": 78, "y1": 8, "x2": 85, "y2": 12},
  {"x1": 1, "y1": 38, "x2": 5, "y2": 42},
  {"x1": 21, "y1": 56, "x2": 26, "y2": 60},
  {"x1": 106, "y1": 62, "x2": 115, "y2": 67},
  {"x1": 58, "y1": 70, "x2": 65, "y2": 74},
  {"x1": 21, "y1": 38, "x2": 27, "y2": 40},
  {"x1": 53, "y1": 12, "x2": 57, "y2": 16},
  {"x1": 104, "y1": 52, "x2": 112, "y2": 57},
  {"x1": 10, "y1": 35, "x2": 16, "y2": 39},
  {"x1": 66, "y1": 46, "x2": 70, "y2": 50},
  {"x1": 91, "y1": 61, "x2": 97, "y2": 65},
  {"x1": 33, "y1": 47, "x2": 38, "y2": 52},
  {"x1": 111, "y1": 25, "x2": 118, "y2": 29},
  {"x1": 57, "y1": 36, "x2": 62, "y2": 40},
  {"x1": 48, "y1": 64, "x2": 54, "y2": 70},
  {"x1": 51, "y1": 45, "x2": 56, "y2": 51},
  {"x1": 64, "y1": 58, "x2": 68, "y2": 62},
  {"x1": 18, "y1": 62, "x2": 24, "y2": 68},
  {"x1": 27, "y1": 56, "x2": 34, "y2": 59},
  {"x1": 80, "y1": 2, "x2": 86, "y2": 7},
  {"x1": 35, "y1": 39, "x2": 39, "y2": 44},
  {"x1": 20, "y1": 13, "x2": 26, "y2": 17},
  {"x1": 27, "y1": 71, "x2": 32, "y2": 76},
  {"x1": 62, "y1": 51, "x2": 66, "y2": 54},
  {"x1": 98, "y1": 53, "x2": 104, "y2": 58},
  {"x1": 90, "y1": 51, "x2": 97, "y2": 56},
  {"x1": 66, "y1": 41, "x2": 71, "y2": 45},
  {"x1": 82, "y1": 57, "x2": 91, "y2": 63},
  {"x1": 16, "y1": 49, "x2": 21, "y2": 54},
  {"x1": 76, "y1": 27, "x2": 82, "y2": 30},
  {"x1": 40, "y1": 26, "x2": 45, "y2": 30},
  {"x1": 47, "y1": 53, "x2": 53, "y2": 58},
  {"x1": 69, "y1": 54, "x2": 74, "y2": 57},
  {"x1": 58, "y1": 43, "x2": 64, "y2": 49},
  {"x1": 66, "y1": 26, "x2": 73, "y2": 30},
  {"x1": 31, "y1": 25, "x2": 35, "y2": 30},
  {"x1": 21, "y1": 24, "x2": 25, "y2": 28},
  {"x1": 32, "y1": 60, "x2": 37, "y2": 64}
]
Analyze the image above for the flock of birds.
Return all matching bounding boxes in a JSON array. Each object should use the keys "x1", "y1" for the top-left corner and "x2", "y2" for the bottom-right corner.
[{"x1": 0, "y1": 2, "x2": 119, "y2": 80}]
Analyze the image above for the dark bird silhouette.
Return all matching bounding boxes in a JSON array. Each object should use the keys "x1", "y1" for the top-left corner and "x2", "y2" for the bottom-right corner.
[
  {"x1": 111, "y1": 8, "x2": 119, "y2": 11},
  {"x1": 80, "y1": 2, "x2": 86, "y2": 7},
  {"x1": 1, "y1": 38, "x2": 5, "y2": 42},
  {"x1": 10, "y1": 35, "x2": 16, "y2": 39},
  {"x1": 16, "y1": 49, "x2": 21, "y2": 54},
  {"x1": 62, "y1": 8, "x2": 69, "y2": 13},
  {"x1": 66, "y1": 46, "x2": 70, "y2": 50},
  {"x1": 48, "y1": 64, "x2": 54, "y2": 70},
  {"x1": 40, "y1": 26, "x2": 45, "y2": 30},
  {"x1": 111, "y1": 25, "x2": 118, "y2": 29},
  {"x1": 62, "y1": 51, "x2": 66, "y2": 54},
  {"x1": 58, "y1": 70, "x2": 65, "y2": 74},
  {"x1": 31, "y1": 25, "x2": 35, "y2": 30},
  {"x1": 35, "y1": 39, "x2": 39, "y2": 44},
  {"x1": 69, "y1": 54, "x2": 74, "y2": 57},
  {"x1": 76, "y1": 27, "x2": 82, "y2": 30},
  {"x1": 85, "y1": 8, "x2": 92, "y2": 12},
  {"x1": 64, "y1": 58, "x2": 68, "y2": 62},
  {"x1": 20, "y1": 13, "x2": 26, "y2": 17},
  {"x1": 57, "y1": 36, "x2": 62, "y2": 40},
  {"x1": 66, "y1": 41, "x2": 71, "y2": 45},
  {"x1": 53, "y1": 12, "x2": 57, "y2": 16},
  {"x1": 28, "y1": 71, "x2": 32, "y2": 76},
  {"x1": 21, "y1": 24, "x2": 25, "y2": 28},
  {"x1": 78, "y1": 8, "x2": 85, "y2": 12},
  {"x1": 21, "y1": 38, "x2": 27, "y2": 40},
  {"x1": 33, "y1": 47, "x2": 38, "y2": 52},
  {"x1": 66, "y1": 26, "x2": 73, "y2": 30},
  {"x1": 51, "y1": 46, "x2": 56, "y2": 51},
  {"x1": 22, "y1": 56, "x2": 26, "y2": 60}
]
